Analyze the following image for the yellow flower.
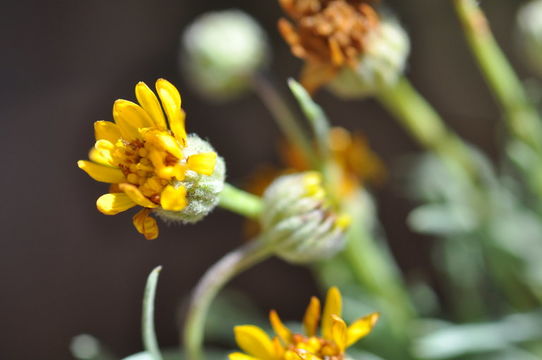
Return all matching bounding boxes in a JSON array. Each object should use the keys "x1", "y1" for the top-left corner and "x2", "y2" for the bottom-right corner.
[
  {"x1": 78, "y1": 79, "x2": 218, "y2": 240},
  {"x1": 230, "y1": 287, "x2": 379, "y2": 360}
]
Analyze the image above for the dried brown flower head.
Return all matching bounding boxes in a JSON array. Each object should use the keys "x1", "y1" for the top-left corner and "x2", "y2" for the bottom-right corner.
[{"x1": 278, "y1": 0, "x2": 379, "y2": 93}]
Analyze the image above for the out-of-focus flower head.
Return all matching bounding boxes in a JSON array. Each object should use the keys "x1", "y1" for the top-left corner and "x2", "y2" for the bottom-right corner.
[
  {"x1": 517, "y1": 0, "x2": 542, "y2": 76},
  {"x1": 78, "y1": 79, "x2": 225, "y2": 240},
  {"x1": 230, "y1": 287, "x2": 379, "y2": 360},
  {"x1": 259, "y1": 172, "x2": 350, "y2": 263},
  {"x1": 181, "y1": 9, "x2": 270, "y2": 101},
  {"x1": 278, "y1": 0, "x2": 409, "y2": 95}
]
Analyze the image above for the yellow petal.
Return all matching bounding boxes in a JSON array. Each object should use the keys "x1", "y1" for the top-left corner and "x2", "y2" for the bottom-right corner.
[
  {"x1": 321, "y1": 287, "x2": 342, "y2": 340},
  {"x1": 78, "y1": 160, "x2": 125, "y2": 183},
  {"x1": 112, "y1": 100, "x2": 150, "y2": 140},
  {"x1": 346, "y1": 312, "x2": 379, "y2": 347},
  {"x1": 187, "y1": 152, "x2": 217, "y2": 176},
  {"x1": 160, "y1": 184, "x2": 187, "y2": 211},
  {"x1": 331, "y1": 315, "x2": 347, "y2": 352},
  {"x1": 228, "y1": 352, "x2": 259, "y2": 360},
  {"x1": 94, "y1": 120, "x2": 121, "y2": 142},
  {"x1": 132, "y1": 209, "x2": 159, "y2": 240},
  {"x1": 135, "y1": 81, "x2": 167, "y2": 130},
  {"x1": 89, "y1": 147, "x2": 112, "y2": 166},
  {"x1": 269, "y1": 310, "x2": 292, "y2": 344},
  {"x1": 156, "y1": 78, "x2": 187, "y2": 143},
  {"x1": 118, "y1": 183, "x2": 158, "y2": 208},
  {"x1": 272, "y1": 337, "x2": 285, "y2": 359},
  {"x1": 234, "y1": 325, "x2": 276, "y2": 360},
  {"x1": 143, "y1": 130, "x2": 183, "y2": 159},
  {"x1": 302, "y1": 296, "x2": 321, "y2": 337},
  {"x1": 96, "y1": 193, "x2": 136, "y2": 215}
]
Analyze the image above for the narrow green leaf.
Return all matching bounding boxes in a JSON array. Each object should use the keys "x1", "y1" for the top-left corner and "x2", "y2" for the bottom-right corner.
[
  {"x1": 142, "y1": 266, "x2": 163, "y2": 360},
  {"x1": 287, "y1": 78, "x2": 331, "y2": 159}
]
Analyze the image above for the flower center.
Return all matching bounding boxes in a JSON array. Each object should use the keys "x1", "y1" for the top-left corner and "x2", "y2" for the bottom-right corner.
[
  {"x1": 286, "y1": 334, "x2": 343, "y2": 360},
  {"x1": 111, "y1": 130, "x2": 187, "y2": 204}
]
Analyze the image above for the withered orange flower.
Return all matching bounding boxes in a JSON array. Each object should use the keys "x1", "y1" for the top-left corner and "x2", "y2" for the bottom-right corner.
[{"x1": 278, "y1": 0, "x2": 379, "y2": 93}]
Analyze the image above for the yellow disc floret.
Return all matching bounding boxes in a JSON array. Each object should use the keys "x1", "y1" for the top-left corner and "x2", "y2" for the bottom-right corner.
[
  {"x1": 230, "y1": 287, "x2": 379, "y2": 360},
  {"x1": 78, "y1": 79, "x2": 218, "y2": 240}
]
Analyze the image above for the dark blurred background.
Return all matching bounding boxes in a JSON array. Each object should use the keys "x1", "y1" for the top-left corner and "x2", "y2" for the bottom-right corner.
[{"x1": 0, "y1": 0, "x2": 528, "y2": 358}]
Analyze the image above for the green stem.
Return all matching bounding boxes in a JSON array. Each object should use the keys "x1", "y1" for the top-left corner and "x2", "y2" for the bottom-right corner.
[
  {"x1": 219, "y1": 183, "x2": 263, "y2": 220},
  {"x1": 251, "y1": 73, "x2": 319, "y2": 168},
  {"x1": 183, "y1": 240, "x2": 273, "y2": 360},
  {"x1": 377, "y1": 77, "x2": 477, "y2": 182},
  {"x1": 453, "y1": 0, "x2": 542, "y2": 153},
  {"x1": 343, "y1": 191, "x2": 415, "y2": 340}
]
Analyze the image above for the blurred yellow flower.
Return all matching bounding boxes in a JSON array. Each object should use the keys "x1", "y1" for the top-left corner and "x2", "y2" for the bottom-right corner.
[
  {"x1": 230, "y1": 287, "x2": 379, "y2": 360},
  {"x1": 78, "y1": 79, "x2": 217, "y2": 240}
]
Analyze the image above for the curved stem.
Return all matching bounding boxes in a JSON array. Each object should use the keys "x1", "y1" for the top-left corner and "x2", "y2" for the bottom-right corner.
[
  {"x1": 219, "y1": 183, "x2": 263, "y2": 220},
  {"x1": 453, "y1": 0, "x2": 542, "y2": 153},
  {"x1": 377, "y1": 77, "x2": 478, "y2": 183},
  {"x1": 183, "y1": 240, "x2": 273, "y2": 360}
]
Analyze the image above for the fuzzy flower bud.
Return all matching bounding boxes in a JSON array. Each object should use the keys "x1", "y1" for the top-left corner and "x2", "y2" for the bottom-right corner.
[
  {"x1": 328, "y1": 14, "x2": 410, "y2": 99},
  {"x1": 517, "y1": 0, "x2": 542, "y2": 76},
  {"x1": 181, "y1": 9, "x2": 269, "y2": 101},
  {"x1": 259, "y1": 172, "x2": 350, "y2": 264}
]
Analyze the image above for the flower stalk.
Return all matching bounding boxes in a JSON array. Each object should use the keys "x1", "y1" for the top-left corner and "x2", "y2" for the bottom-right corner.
[
  {"x1": 377, "y1": 77, "x2": 478, "y2": 182},
  {"x1": 183, "y1": 239, "x2": 273, "y2": 360},
  {"x1": 453, "y1": 0, "x2": 542, "y2": 153},
  {"x1": 218, "y1": 183, "x2": 263, "y2": 220}
]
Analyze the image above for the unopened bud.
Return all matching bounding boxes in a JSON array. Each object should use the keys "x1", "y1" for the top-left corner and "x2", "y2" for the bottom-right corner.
[
  {"x1": 154, "y1": 134, "x2": 226, "y2": 224},
  {"x1": 328, "y1": 15, "x2": 410, "y2": 99},
  {"x1": 181, "y1": 9, "x2": 269, "y2": 101},
  {"x1": 517, "y1": 0, "x2": 542, "y2": 76},
  {"x1": 260, "y1": 172, "x2": 349, "y2": 264}
]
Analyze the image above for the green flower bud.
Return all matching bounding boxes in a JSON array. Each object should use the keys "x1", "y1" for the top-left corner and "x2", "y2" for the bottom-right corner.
[
  {"x1": 154, "y1": 134, "x2": 226, "y2": 224},
  {"x1": 517, "y1": 0, "x2": 542, "y2": 76},
  {"x1": 181, "y1": 9, "x2": 269, "y2": 101},
  {"x1": 328, "y1": 15, "x2": 410, "y2": 99},
  {"x1": 260, "y1": 172, "x2": 350, "y2": 264}
]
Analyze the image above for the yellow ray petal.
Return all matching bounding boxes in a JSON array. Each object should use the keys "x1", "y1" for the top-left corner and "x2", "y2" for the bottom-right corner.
[
  {"x1": 272, "y1": 337, "x2": 285, "y2": 359},
  {"x1": 228, "y1": 352, "x2": 259, "y2": 360},
  {"x1": 346, "y1": 312, "x2": 379, "y2": 347},
  {"x1": 94, "y1": 120, "x2": 121, "y2": 143},
  {"x1": 112, "y1": 100, "x2": 151, "y2": 140},
  {"x1": 331, "y1": 315, "x2": 347, "y2": 353},
  {"x1": 321, "y1": 287, "x2": 342, "y2": 341},
  {"x1": 96, "y1": 193, "x2": 136, "y2": 215},
  {"x1": 89, "y1": 147, "x2": 112, "y2": 166},
  {"x1": 155, "y1": 78, "x2": 187, "y2": 143},
  {"x1": 187, "y1": 152, "x2": 217, "y2": 175},
  {"x1": 302, "y1": 296, "x2": 321, "y2": 337},
  {"x1": 160, "y1": 184, "x2": 187, "y2": 211},
  {"x1": 118, "y1": 183, "x2": 158, "y2": 208},
  {"x1": 269, "y1": 310, "x2": 292, "y2": 344},
  {"x1": 132, "y1": 209, "x2": 159, "y2": 240},
  {"x1": 135, "y1": 81, "x2": 167, "y2": 130},
  {"x1": 78, "y1": 160, "x2": 125, "y2": 183},
  {"x1": 234, "y1": 325, "x2": 276, "y2": 360}
]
